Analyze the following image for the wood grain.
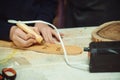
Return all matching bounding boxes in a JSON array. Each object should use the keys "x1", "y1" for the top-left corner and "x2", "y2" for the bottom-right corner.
[
  {"x1": 92, "y1": 21, "x2": 120, "y2": 42},
  {"x1": 0, "y1": 40, "x2": 82, "y2": 55}
]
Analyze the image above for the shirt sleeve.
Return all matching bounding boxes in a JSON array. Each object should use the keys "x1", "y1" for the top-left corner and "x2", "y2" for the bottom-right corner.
[
  {"x1": 36, "y1": 0, "x2": 58, "y2": 23},
  {"x1": 0, "y1": 0, "x2": 58, "y2": 41},
  {"x1": 0, "y1": 21, "x2": 12, "y2": 41}
]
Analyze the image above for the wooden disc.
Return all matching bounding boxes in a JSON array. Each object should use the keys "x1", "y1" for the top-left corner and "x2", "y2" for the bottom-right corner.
[{"x1": 92, "y1": 21, "x2": 120, "y2": 42}]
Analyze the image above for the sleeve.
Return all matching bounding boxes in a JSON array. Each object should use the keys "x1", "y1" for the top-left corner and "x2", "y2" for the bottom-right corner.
[
  {"x1": 36, "y1": 0, "x2": 58, "y2": 23},
  {"x1": 0, "y1": 20, "x2": 12, "y2": 41}
]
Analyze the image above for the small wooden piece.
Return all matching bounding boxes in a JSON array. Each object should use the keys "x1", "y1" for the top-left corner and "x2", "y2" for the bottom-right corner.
[
  {"x1": 92, "y1": 21, "x2": 120, "y2": 42},
  {"x1": 0, "y1": 40, "x2": 82, "y2": 55}
]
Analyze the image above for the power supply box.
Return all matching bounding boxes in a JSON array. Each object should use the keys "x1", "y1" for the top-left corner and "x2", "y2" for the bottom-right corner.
[{"x1": 88, "y1": 41, "x2": 120, "y2": 72}]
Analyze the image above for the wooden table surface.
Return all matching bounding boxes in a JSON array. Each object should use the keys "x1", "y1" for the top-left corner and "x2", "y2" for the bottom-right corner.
[{"x1": 0, "y1": 27, "x2": 120, "y2": 80}]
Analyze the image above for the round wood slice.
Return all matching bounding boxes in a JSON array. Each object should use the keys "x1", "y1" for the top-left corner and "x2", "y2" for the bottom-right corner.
[{"x1": 92, "y1": 21, "x2": 120, "y2": 42}]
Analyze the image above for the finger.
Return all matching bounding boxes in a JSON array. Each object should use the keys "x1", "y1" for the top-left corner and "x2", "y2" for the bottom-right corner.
[
  {"x1": 33, "y1": 27, "x2": 40, "y2": 35},
  {"x1": 15, "y1": 28, "x2": 29, "y2": 40},
  {"x1": 60, "y1": 33, "x2": 64, "y2": 37},
  {"x1": 13, "y1": 35, "x2": 36, "y2": 48},
  {"x1": 51, "y1": 30, "x2": 61, "y2": 41},
  {"x1": 24, "y1": 38, "x2": 36, "y2": 47},
  {"x1": 27, "y1": 33, "x2": 36, "y2": 39},
  {"x1": 10, "y1": 26, "x2": 18, "y2": 40},
  {"x1": 41, "y1": 30, "x2": 55, "y2": 43},
  {"x1": 15, "y1": 28, "x2": 36, "y2": 40}
]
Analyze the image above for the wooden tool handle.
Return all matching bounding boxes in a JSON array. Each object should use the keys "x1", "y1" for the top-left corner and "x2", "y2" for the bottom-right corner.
[{"x1": 16, "y1": 21, "x2": 43, "y2": 44}]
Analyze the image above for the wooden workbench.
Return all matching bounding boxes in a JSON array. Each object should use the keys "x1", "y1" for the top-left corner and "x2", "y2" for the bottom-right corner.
[{"x1": 0, "y1": 27, "x2": 120, "y2": 80}]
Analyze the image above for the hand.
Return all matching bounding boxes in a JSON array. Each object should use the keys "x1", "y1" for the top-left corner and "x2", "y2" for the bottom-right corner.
[
  {"x1": 10, "y1": 26, "x2": 37, "y2": 48},
  {"x1": 34, "y1": 23, "x2": 63, "y2": 43}
]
